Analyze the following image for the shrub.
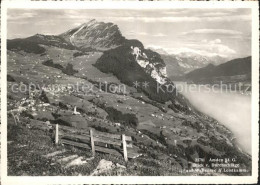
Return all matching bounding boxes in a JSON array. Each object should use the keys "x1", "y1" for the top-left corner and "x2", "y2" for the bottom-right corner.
[
  {"x1": 7, "y1": 74, "x2": 16, "y2": 82},
  {"x1": 42, "y1": 59, "x2": 64, "y2": 70},
  {"x1": 62, "y1": 63, "x2": 78, "y2": 75},
  {"x1": 39, "y1": 91, "x2": 50, "y2": 103},
  {"x1": 105, "y1": 107, "x2": 138, "y2": 128}
]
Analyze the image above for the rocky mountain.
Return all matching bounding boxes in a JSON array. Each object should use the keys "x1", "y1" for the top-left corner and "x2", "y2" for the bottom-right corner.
[
  {"x1": 94, "y1": 39, "x2": 179, "y2": 104},
  {"x1": 185, "y1": 56, "x2": 251, "y2": 83},
  {"x1": 8, "y1": 19, "x2": 126, "y2": 54},
  {"x1": 60, "y1": 19, "x2": 126, "y2": 50}
]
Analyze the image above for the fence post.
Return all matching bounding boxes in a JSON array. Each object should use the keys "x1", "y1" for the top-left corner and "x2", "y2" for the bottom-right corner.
[
  {"x1": 90, "y1": 129, "x2": 95, "y2": 156},
  {"x1": 55, "y1": 124, "x2": 59, "y2": 144},
  {"x1": 122, "y1": 134, "x2": 128, "y2": 162}
]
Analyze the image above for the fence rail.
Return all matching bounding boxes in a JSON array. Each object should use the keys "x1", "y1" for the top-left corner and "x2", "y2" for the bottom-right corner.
[{"x1": 55, "y1": 124, "x2": 139, "y2": 161}]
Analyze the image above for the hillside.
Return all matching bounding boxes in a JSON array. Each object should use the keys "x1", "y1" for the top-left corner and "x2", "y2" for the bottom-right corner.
[
  {"x1": 7, "y1": 34, "x2": 77, "y2": 54},
  {"x1": 7, "y1": 19, "x2": 251, "y2": 176}
]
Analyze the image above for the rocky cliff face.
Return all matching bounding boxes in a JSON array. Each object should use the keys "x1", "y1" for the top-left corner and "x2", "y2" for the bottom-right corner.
[
  {"x1": 94, "y1": 39, "x2": 178, "y2": 104},
  {"x1": 60, "y1": 19, "x2": 126, "y2": 50},
  {"x1": 132, "y1": 46, "x2": 168, "y2": 84}
]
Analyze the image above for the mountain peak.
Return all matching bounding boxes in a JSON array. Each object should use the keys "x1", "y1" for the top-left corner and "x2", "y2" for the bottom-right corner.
[
  {"x1": 59, "y1": 20, "x2": 125, "y2": 50},
  {"x1": 88, "y1": 19, "x2": 97, "y2": 23},
  {"x1": 79, "y1": 19, "x2": 98, "y2": 27}
]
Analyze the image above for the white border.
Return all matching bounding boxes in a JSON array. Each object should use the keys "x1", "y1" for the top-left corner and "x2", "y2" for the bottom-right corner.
[{"x1": 1, "y1": 1, "x2": 259, "y2": 184}]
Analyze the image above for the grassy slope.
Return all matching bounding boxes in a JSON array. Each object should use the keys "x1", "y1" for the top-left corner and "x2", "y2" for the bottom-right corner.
[{"x1": 8, "y1": 122, "x2": 186, "y2": 176}]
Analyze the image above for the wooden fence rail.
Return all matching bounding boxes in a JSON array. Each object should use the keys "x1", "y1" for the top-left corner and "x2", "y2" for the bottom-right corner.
[{"x1": 55, "y1": 124, "x2": 138, "y2": 161}]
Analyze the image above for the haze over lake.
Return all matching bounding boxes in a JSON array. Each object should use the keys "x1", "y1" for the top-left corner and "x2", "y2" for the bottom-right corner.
[{"x1": 175, "y1": 82, "x2": 251, "y2": 155}]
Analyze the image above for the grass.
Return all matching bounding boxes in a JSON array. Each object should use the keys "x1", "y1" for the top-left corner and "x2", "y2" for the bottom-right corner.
[
  {"x1": 8, "y1": 123, "x2": 99, "y2": 176},
  {"x1": 8, "y1": 123, "x2": 185, "y2": 176}
]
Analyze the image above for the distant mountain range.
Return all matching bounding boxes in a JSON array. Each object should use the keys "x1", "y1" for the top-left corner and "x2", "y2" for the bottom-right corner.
[
  {"x1": 185, "y1": 56, "x2": 251, "y2": 83},
  {"x1": 149, "y1": 47, "x2": 228, "y2": 79}
]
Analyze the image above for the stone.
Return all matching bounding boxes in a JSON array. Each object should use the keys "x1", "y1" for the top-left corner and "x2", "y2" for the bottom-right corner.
[
  {"x1": 90, "y1": 159, "x2": 115, "y2": 176},
  {"x1": 43, "y1": 150, "x2": 65, "y2": 158},
  {"x1": 116, "y1": 163, "x2": 126, "y2": 169},
  {"x1": 65, "y1": 157, "x2": 87, "y2": 168}
]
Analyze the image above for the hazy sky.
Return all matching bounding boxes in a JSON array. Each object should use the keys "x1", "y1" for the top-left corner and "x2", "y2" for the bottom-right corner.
[{"x1": 8, "y1": 8, "x2": 251, "y2": 58}]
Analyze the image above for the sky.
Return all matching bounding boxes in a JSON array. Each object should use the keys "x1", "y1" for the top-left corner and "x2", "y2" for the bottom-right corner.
[{"x1": 7, "y1": 8, "x2": 251, "y2": 58}]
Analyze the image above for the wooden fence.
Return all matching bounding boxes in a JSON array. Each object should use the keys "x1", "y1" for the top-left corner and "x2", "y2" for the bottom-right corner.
[{"x1": 54, "y1": 124, "x2": 139, "y2": 161}]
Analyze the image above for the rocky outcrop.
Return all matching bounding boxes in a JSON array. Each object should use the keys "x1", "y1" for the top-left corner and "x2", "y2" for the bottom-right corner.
[
  {"x1": 94, "y1": 39, "x2": 177, "y2": 103},
  {"x1": 131, "y1": 46, "x2": 167, "y2": 84}
]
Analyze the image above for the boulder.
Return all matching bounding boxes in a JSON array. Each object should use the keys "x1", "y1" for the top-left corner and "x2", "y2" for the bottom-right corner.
[{"x1": 91, "y1": 159, "x2": 115, "y2": 176}]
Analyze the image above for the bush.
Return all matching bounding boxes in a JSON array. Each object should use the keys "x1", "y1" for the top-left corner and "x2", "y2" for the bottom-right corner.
[
  {"x1": 20, "y1": 111, "x2": 34, "y2": 119},
  {"x1": 42, "y1": 59, "x2": 63, "y2": 70},
  {"x1": 62, "y1": 63, "x2": 78, "y2": 75},
  {"x1": 73, "y1": 52, "x2": 88, "y2": 57},
  {"x1": 58, "y1": 102, "x2": 68, "y2": 110},
  {"x1": 39, "y1": 91, "x2": 50, "y2": 103},
  {"x1": 7, "y1": 74, "x2": 16, "y2": 82},
  {"x1": 105, "y1": 107, "x2": 138, "y2": 128},
  {"x1": 91, "y1": 125, "x2": 109, "y2": 133}
]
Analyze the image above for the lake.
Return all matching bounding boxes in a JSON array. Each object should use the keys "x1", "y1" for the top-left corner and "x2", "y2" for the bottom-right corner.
[{"x1": 174, "y1": 82, "x2": 251, "y2": 155}]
